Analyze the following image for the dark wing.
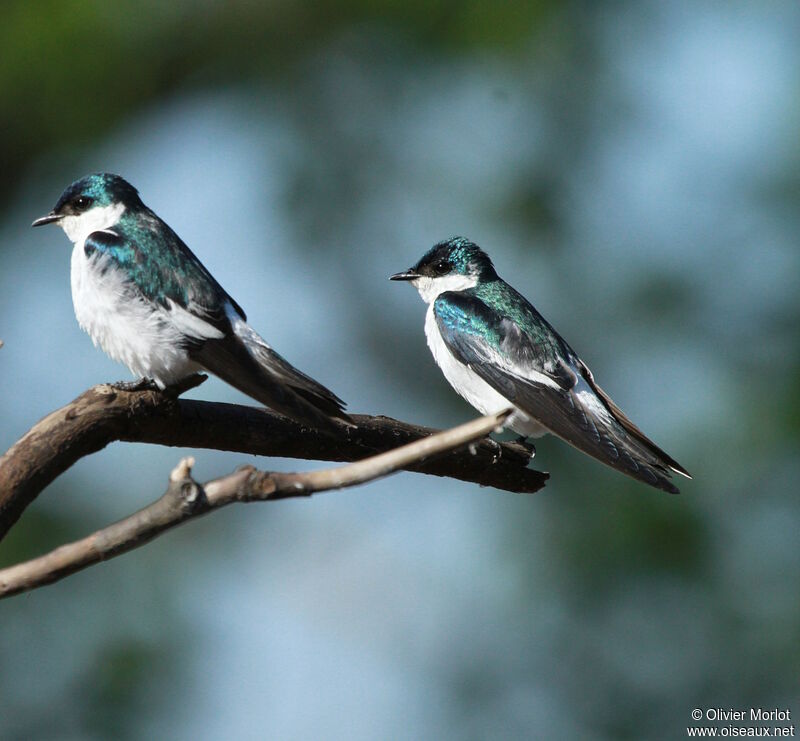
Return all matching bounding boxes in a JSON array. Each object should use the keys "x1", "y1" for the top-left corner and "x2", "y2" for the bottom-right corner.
[
  {"x1": 85, "y1": 219, "x2": 244, "y2": 339},
  {"x1": 87, "y1": 229, "x2": 350, "y2": 433},
  {"x1": 190, "y1": 326, "x2": 352, "y2": 433},
  {"x1": 433, "y1": 292, "x2": 688, "y2": 493}
]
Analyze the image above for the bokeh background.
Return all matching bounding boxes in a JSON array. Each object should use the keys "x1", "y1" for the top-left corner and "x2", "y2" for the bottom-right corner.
[{"x1": 2, "y1": 1, "x2": 798, "y2": 738}]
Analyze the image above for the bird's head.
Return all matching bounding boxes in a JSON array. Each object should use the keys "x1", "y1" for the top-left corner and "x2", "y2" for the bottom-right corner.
[
  {"x1": 390, "y1": 236, "x2": 497, "y2": 303},
  {"x1": 32, "y1": 173, "x2": 143, "y2": 244}
]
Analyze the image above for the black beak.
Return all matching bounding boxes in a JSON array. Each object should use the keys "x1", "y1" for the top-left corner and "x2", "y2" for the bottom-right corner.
[
  {"x1": 390, "y1": 270, "x2": 419, "y2": 281},
  {"x1": 31, "y1": 211, "x2": 62, "y2": 228}
]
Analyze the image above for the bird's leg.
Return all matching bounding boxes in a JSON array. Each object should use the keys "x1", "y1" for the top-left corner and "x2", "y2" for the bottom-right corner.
[{"x1": 112, "y1": 377, "x2": 158, "y2": 392}]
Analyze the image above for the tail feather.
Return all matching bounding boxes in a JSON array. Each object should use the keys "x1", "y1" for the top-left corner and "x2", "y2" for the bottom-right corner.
[
  {"x1": 241, "y1": 326, "x2": 348, "y2": 420},
  {"x1": 542, "y1": 395, "x2": 682, "y2": 493},
  {"x1": 510, "y1": 371, "x2": 689, "y2": 493},
  {"x1": 586, "y1": 413, "x2": 683, "y2": 494},
  {"x1": 189, "y1": 325, "x2": 351, "y2": 435},
  {"x1": 576, "y1": 359, "x2": 691, "y2": 486},
  {"x1": 557, "y1": 385, "x2": 689, "y2": 494}
]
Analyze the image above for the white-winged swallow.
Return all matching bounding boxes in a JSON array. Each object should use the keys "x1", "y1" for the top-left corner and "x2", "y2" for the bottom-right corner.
[
  {"x1": 391, "y1": 236, "x2": 691, "y2": 493},
  {"x1": 33, "y1": 172, "x2": 350, "y2": 434}
]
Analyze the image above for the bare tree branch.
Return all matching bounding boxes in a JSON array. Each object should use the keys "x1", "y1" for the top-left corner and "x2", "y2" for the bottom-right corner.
[
  {"x1": 0, "y1": 410, "x2": 520, "y2": 599},
  {"x1": 0, "y1": 379, "x2": 547, "y2": 540}
]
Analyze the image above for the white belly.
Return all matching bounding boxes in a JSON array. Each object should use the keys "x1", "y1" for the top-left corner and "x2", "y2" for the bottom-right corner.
[
  {"x1": 423, "y1": 306, "x2": 548, "y2": 437},
  {"x1": 70, "y1": 243, "x2": 201, "y2": 388}
]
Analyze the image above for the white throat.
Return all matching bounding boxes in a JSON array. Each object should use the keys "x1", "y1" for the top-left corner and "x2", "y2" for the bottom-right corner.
[
  {"x1": 60, "y1": 202, "x2": 126, "y2": 244},
  {"x1": 412, "y1": 273, "x2": 478, "y2": 304}
]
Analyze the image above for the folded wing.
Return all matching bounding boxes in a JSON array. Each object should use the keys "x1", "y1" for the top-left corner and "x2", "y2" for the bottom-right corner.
[
  {"x1": 85, "y1": 228, "x2": 350, "y2": 433},
  {"x1": 433, "y1": 291, "x2": 689, "y2": 493}
]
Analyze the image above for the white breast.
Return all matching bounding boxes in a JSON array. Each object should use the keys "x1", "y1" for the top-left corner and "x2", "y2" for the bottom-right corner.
[
  {"x1": 423, "y1": 305, "x2": 547, "y2": 437},
  {"x1": 70, "y1": 244, "x2": 204, "y2": 388}
]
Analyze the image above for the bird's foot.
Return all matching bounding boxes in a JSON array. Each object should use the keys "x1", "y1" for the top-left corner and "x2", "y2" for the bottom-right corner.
[
  {"x1": 486, "y1": 437, "x2": 504, "y2": 463},
  {"x1": 110, "y1": 374, "x2": 207, "y2": 397},
  {"x1": 112, "y1": 377, "x2": 158, "y2": 392}
]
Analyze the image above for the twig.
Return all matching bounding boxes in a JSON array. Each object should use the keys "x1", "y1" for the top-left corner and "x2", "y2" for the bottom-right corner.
[
  {"x1": 0, "y1": 381, "x2": 547, "y2": 539},
  {"x1": 0, "y1": 410, "x2": 515, "y2": 598}
]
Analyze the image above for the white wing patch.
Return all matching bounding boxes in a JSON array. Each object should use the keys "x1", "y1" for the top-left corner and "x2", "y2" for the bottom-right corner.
[
  {"x1": 571, "y1": 372, "x2": 615, "y2": 426},
  {"x1": 225, "y1": 301, "x2": 269, "y2": 348},
  {"x1": 166, "y1": 299, "x2": 224, "y2": 340}
]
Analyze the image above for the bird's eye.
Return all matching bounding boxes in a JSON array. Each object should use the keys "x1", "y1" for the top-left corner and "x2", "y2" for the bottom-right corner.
[
  {"x1": 73, "y1": 196, "x2": 93, "y2": 211},
  {"x1": 433, "y1": 259, "x2": 450, "y2": 276}
]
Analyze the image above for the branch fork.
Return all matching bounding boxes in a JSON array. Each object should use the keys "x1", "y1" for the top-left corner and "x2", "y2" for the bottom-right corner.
[{"x1": 0, "y1": 380, "x2": 547, "y2": 599}]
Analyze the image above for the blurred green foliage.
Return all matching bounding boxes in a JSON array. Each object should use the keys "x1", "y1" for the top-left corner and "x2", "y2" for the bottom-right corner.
[{"x1": 1, "y1": 0, "x2": 559, "y2": 203}]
